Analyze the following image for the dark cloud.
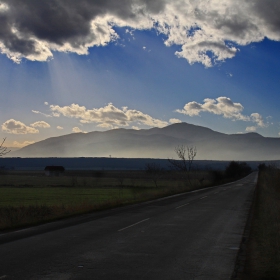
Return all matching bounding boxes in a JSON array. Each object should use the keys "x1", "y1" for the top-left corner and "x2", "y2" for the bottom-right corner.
[
  {"x1": 3, "y1": 0, "x2": 165, "y2": 42},
  {"x1": 0, "y1": 0, "x2": 166, "y2": 61},
  {"x1": 0, "y1": 0, "x2": 279, "y2": 65},
  {"x1": 249, "y1": 0, "x2": 280, "y2": 34}
]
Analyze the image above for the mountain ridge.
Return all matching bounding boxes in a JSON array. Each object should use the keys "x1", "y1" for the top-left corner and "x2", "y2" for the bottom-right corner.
[{"x1": 9, "y1": 122, "x2": 280, "y2": 160}]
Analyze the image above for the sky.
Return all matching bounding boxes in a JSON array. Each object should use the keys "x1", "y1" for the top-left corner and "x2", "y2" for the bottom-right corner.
[{"x1": 1, "y1": 0, "x2": 280, "y2": 148}]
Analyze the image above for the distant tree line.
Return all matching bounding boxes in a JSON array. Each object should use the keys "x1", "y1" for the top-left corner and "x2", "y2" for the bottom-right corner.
[
  {"x1": 225, "y1": 161, "x2": 252, "y2": 178},
  {"x1": 211, "y1": 161, "x2": 252, "y2": 184},
  {"x1": 257, "y1": 163, "x2": 279, "y2": 174},
  {"x1": 145, "y1": 144, "x2": 254, "y2": 187}
]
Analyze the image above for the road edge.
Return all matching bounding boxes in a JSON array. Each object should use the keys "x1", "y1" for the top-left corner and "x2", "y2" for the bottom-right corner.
[{"x1": 231, "y1": 174, "x2": 258, "y2": 279}]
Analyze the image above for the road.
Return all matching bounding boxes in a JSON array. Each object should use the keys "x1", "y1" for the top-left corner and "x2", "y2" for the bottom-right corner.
[{"x1": 0, "y1": 173, "x2": 257, "y2": 280}]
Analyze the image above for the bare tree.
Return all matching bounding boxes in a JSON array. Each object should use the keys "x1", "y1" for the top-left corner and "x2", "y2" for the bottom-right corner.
[
  {"x1": 168, "y1": 145, "x2": 197, "y2": 186},
  {"x1": 0, "y1": 138, "x2": 10, "y2": 157},
  {"x1": 145, "y1": 162, "x2": 164, "y2": 188}
]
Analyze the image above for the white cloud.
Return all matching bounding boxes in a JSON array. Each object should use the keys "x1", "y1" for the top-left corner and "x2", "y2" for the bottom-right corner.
[
  {"x1": 50, "y1": 103, "x2": 168, "y2": 128},
  {"x1": 125, "y1": 29, "x2": 134, "y2": 36},
  {"x1": 56, "y1": 126, "x2": 63, "y2": 130},
  {"x1": 12, "y1": 140, "x2": 35, "y2": 148},
  {"x1": 44, "y1": 102, "x2": 49, "y2": 105},
  {"x1": 2, "y1": 119, "x2": 39, "y2": 134},
  {"x1": 177, "y1": 97, "x2": 270, "y2": 129},
  {"x1": 1, "y1": 1, "x2": 280, "y2": 66},
  {"x1": 30, "y1": 121, "x2": 50, "y2": 128},
  {"x1": 169, "y1": 118, "x2": 182, "y2": 124},
  {"x1": 52, "y1": 113, "x2": 60, "y2": 117},
  {"x1": 250, "y1": 113, "x2": 266, "y2": 127},
  {"x1": 177, "y1": 97, "x2": 249, "y2": 121},
  {"x1": 246, "y1": 126, "x2": 257, "y2": 132},
  {"x1": 132, "y1": 126, "x2": 140, "y2": 130},
  {"x1": 0, "y1": 3, "x2": 9, "y2": 12},
  {"x1": 97, "y1": 123, "x2": 115, "y2": 129},
  {"x1": 32, "y1": 110, "x2": 52, "y2": 118},
  {"x1": 72, "y1": 127, "x2": 86, "y2": 133}
]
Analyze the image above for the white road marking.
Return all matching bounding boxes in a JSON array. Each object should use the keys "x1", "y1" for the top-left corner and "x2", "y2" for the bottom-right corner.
[
  {"x1": 118, "y1": 218, "x2": 150, "y2": 232},
  {"x1": 176, "y1": 203, "x2": 189, "y2": 209},
  {"x1": 200, "y1": 196, "x2": 207, "y2": 200},
  {"x1": 229, "y1": 247, "x2": 239, "y2": 250}
]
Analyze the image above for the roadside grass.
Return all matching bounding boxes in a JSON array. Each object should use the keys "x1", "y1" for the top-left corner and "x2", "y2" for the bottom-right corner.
[
  {"x1": 243, "y1": 167, "x2": 280, "y2": 279},
  {"x1": 0, "y1": 169, "x2": 231, "y2": 231}
]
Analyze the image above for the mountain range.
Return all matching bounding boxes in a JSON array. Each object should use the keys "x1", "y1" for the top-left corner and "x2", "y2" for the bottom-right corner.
[{"x1": 9, "y1": 123, "x2": 280, "y2": 160}]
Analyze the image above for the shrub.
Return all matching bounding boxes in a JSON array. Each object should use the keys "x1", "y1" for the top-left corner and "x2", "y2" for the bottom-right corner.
[{"x1": 225, "y1": 161, "x2": 251, "y2": 179}]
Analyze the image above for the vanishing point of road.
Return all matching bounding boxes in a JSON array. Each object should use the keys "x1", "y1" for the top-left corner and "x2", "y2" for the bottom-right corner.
[{"x1": 0, "y1": 173, "x2": 257, "y2": 280}]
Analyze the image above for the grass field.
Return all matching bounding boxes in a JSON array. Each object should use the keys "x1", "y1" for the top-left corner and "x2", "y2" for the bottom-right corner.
[
  {"x1": 0, "y1": 169, "x2": 212, "y2": 188},
  {"x1": 243, "y1": 166, "x2": 280, "y2": 279},
  {"x1": 0, "y1": 186, "x2": 149, "y2": 231},
  {"x1": 0, "y1": 187, "x2": 129, "y2": 207},
  {"x1": 0, "y1": 169, "x2": 215, "y2": 231}
]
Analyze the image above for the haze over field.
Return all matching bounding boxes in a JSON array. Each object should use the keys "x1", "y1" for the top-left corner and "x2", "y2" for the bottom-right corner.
[
  {"x1": 10, "y1": 123, "x2": 280, "y2": 161},
  {"x1": 0, "y1": 0, "x2": 280, "y2": 154}
]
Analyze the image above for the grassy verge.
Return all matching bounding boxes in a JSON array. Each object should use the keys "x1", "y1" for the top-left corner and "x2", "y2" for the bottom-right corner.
[{"x1": 243, "y1": 167, "x2": 280, "y2": 279}]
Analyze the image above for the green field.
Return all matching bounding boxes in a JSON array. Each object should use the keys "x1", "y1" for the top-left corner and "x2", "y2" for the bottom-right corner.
[
  {"x1": 0, "y1": 169, "x2": 213, "y2": 230},
  {"x1": 0, "y1": 187, "x2": 131, "y2": 207},
  {"x1": 0, "y1": 169, "x2": 211, "y2": 187}
]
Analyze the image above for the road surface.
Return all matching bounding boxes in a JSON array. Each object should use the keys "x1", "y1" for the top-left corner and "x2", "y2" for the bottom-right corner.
[{"x1": 0, "y1": 173, "x2": 257, "y2": 279}]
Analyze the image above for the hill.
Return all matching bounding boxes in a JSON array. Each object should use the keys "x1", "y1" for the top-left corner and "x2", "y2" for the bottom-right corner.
[{"x1": 9, "y1": 123, "x2": 280, "y2": 160}]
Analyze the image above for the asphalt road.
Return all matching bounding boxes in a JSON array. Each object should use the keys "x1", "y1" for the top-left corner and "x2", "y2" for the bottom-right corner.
[{"x1": 0, "y1": 173, "x2": 257, "y2": 280}]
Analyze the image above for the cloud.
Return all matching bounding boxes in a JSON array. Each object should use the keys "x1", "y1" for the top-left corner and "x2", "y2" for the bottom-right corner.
[
  {"x1": 44, "y1": 102, "x2": 49, "y2": 105},
  {"x1": 50, "y1": 103, "x2": 168, "y2": 128},
  {"x1": 97, "y1": 123, "x2": 115, "y2": 129},
  {"x1": 246, "y1": 126, "x2": 257, "y2": 132},
  {"x1": 169, "y1": 118, "x2": 182, "y2": 124},
  {"x1": 32, "y1": 110, "x2": 52, "y2": 118},
  {"x1": 12, "y1": 140, "x2": 35, "y2": 148},
  {"x1": 250, "y1": 113, "x2": 266, "y2": 127},
  {"x1": 72, "y1": 127, "x2": 86, "y2": 133},
  {"x1": 132, "y1": 126, "x2": 140, "y2": 130},
  {"x1": 30, "y1": 121, "x2": 50, "y2": 128},
  {"x1": 177, "y1": 97, "x2": 269, "y2": 128},
  {"x1": 0, "y1": 1, "x2": 280, "y2": 66},
  {"x1": 2, "y1": 119, "x2": 39, "y2": 134},
  {"x1": 56, "y1": 126, "x2": 63, "y2": 130},
  {"x1": 177, "y1": 97, "x2": 249, "y2": 121}
]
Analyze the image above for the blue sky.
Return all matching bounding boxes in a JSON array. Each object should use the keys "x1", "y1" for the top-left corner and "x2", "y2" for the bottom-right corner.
[{"x1": 1, "y1": 0, "x2": 280, "y2": 148}]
